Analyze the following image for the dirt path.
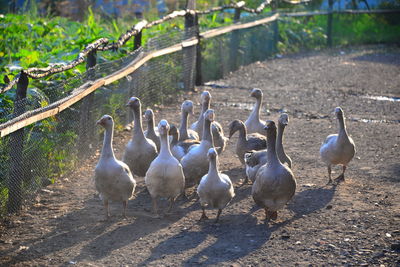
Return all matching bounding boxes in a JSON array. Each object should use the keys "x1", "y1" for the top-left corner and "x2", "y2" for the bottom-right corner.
[{"x1": 1, "y1": 45, "x2": 399, "y2": 266}]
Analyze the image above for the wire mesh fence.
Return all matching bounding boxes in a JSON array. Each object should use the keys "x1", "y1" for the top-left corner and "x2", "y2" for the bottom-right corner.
[{"x1": 1, "y1": 7, "x2": 400, "y2": 219}]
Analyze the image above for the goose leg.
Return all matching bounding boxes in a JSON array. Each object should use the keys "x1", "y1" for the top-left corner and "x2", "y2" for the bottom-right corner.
[
  {"x1": 326, "y1": 165, "x2": 332, "y2": 185},
  {"x1": 166, "y1": 197, "x2": 175, "y2": 214},
  {"x1": 335, "y1": 165, "x2": 346, "y2": 183},
  {"x1": 151, "y1": 197, "x2": 160, "y2": 218},
  {"x1": 268, "y1": 211, "x2": 278, "y2": 220},
  {"x1": 104, "y1": 199, "x2": 110, "y2": 220},
  {"x1": 199, "y1": 207, "x2": 209, "y2": 221},
  {"x1": 122, "y1": 200, "x2": 128, "y2": 219},
  {"x1": 215, "y1": 209, "x2": 222, "y2": 223}
]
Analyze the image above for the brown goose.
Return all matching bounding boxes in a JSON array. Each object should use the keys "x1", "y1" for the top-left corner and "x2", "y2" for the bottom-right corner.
[
  {"x1": 179, "y1": 100, "x2": 199, "y2": 141},
  {"x1": 144, "y1": 109, "x2": 161, "y2": 151},
  {"x1": 245, "y1": 88, "x2": 265, "y2": 135},
  {"x1": 169, "y1": 125, "x2": 200, "y2": 161},
  {"x1": 276, "y1": 113, "x2": 292, "y2": 168},
  {"x1": 252, "y1": 120, "x2": 296, "y2": 221}
]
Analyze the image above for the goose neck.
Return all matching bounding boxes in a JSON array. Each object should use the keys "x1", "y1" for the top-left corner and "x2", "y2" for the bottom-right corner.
[
  {"x1": 100, "y1": 126, "x2": 116, "y2": 160},
  {"x1": 276, "y1": 123, "x2": 285, "y2": 152},
  {"x1": 202, "y1": 119, "x2": 213, "y2": 143},
  {"x1": 238, "y1": 124, "x2": 247, "y2": 141},
  {"x1": 147, "y1": 117, "x2": 156, "y2": 136},
  {"x1": 179, "y1": 110, "x2": 189, "y2": 140},
  {"x1": 133, "y1": 107, "x2": 145, "y2": 139},
  {"x1": 251, "y1": 97, "x2": 262, "y2": 120},
  {"x1": 266, "y1": 130, "x2": 279, "y2": 164},
  {"x1": 338, "y1": 116, "x2": 349, "y2": 139},
  {"x1": 208, "y1": 157, "x2": 219, "y2": 175},
  {"x1": 159, "y1": 133, "x2": 173, "y2": 157}
]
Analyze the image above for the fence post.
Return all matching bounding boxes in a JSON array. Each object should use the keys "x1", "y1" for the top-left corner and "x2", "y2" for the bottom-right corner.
[
  {"x1": 183, "y1": 0, "x2": 197, "y2": 91},
  {"x1": 78, "y1": 50, "x2": 97, "y2": 157},
  {"x1": 195, "y1": 14, "x2": 202, "y2": 86},
  {"x1": 134, "y1": 30, "x2": 142, "y2": 50},
  {"x1": 327, "y1": 0, "x2": 333, "y2": 47},
  {"x1": 272, "y1": 0, "x2": 279, "y2": 53},
  {"x1": 229, "y1": 6, "x2": 242, "y2": 72},
  {"x1": 7, "y1": 71, "x2": 28, "y2": 213}
]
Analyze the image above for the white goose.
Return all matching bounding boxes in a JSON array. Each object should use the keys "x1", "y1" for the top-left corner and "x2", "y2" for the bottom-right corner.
[
  {"x1": 252, "y1": 120, "x2": 296, "y2": 221},
  {"x1": 245, "y1": 88, "x2": 265, "y2": 135},
  {"x1": 145, "y1": 120, "x2": 185, "y2": 217},
  {"x1": 144, "y1": 109, "x2": 161, "y2": 151},
  {"x1": 123, "y1": 97, "x2": 158, "y2": 177},
  {"x1": 276, "y1": 113, "x2": 292, "y2": 168},
  {"x1": 95, "y1": 115, "x2": 136, "y2": 218},
  {"x1": 179, "y1": 100, "x2": 199, "y2": 141},
  {"x1": 320, "y1": 107, "x2": 356, "y2": 184},
  {"x1": 169, "y1": 125, "x2": 200, "y2": 161},
  {"x1": 191, "y1": 91, "x2": 228, "y2": 154},
  {"x1": 197, "y1": 148, "x2": 235, "y2": 223},
  {"x1": 182, "y1": 109, "x2": 215, "y2": 188}
]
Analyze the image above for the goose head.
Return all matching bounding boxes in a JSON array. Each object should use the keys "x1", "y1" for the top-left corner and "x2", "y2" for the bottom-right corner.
[
  {"x1": 207, "y1": 147, "x2": 218, "y2": 161},
  {"x1": 278, "y1": 113, "x2": 289, "y2": 126},
  {"x1": 264, "y1": 120, "x2": 277, "y2": 132},
  {"x1": 228, "y1": 119, "x2": 244, "y2": 139},
  {"x1": 204, "y1": 109, "x2": 215, "y2": 122},
  {"x1": 144, "y1": 109, "x2": 154, "y2": 122},
  {"x1": 181, "y1": 100, "x2": 194, "y2": 115},
  {"x1": 96, "y1": 114, "x2": 113, "y2": 129},
  {"x1": 201, "y1": 91, "x2": 211, "y2": 104},
  {"x1": 126, "y1": 97, "x2": 141, "y2": 110},
  {"x1": 158, "y1": 119, "x2": 170, "y2": 136},
  {"x1": 250, "y1": 88, "x2": 263, "y2": 99},
  {"x1": 334, "y1": 107, "x2": 344, "y2": 119}
]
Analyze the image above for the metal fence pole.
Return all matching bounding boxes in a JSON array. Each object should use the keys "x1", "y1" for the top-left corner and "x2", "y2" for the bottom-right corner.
[
  {"x1": 183, "y1": 0, "x2": 197, "y2": 92},
  {"x1": 78, "y1": 50, "x2": 97, "y2": 157},
  {"x1": 7, "y1": 71, "x2": 28, "y2": 213},
  {"x1": 229, "y1": 7, "x2": 242, "y2": 72},
  {"x1": 327, "y1": 0, "x2": 333, "y2": 47}
]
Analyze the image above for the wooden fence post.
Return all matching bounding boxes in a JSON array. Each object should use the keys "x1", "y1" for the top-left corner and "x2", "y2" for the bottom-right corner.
[
  {"x1": 134, "y1": 30, "x2": 142, "y2": 50},
  {"x1": 7, "y1": 71, "x2": 28, "y2": 213},
  {"x1": 78, "y1": 50, "x2": 97, "y2": 157},
  {"x1": 272, "y1": 0, "x2": 279, "y2": 53},
  {"x1": 183, "y1": 0, "x2": 197, "y2": 91},
  {"x1": 229, "y1": 6, "x2": 242, "y2": 72},
  {"x1": 195, "y1": 14, "x2": 202, "y2": 86},
  {"x1": 327, "y1": 0, "x2": 333, "y2": 47}
]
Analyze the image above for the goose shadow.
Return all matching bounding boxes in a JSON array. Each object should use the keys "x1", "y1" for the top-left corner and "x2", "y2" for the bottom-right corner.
[
  {"x1": 287, "y1": 183, "x2": 337, "y2": 218},
  {"x1": 140, "y1": 213, "x2": 276, "y2": 266}
]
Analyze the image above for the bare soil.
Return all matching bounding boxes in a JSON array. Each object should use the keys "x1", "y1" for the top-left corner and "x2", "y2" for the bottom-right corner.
[{"x1": 1, "y1": 44, "x2": 399, "y2": 266}]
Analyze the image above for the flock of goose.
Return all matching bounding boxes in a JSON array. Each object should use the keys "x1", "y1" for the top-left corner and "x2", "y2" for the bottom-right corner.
[{"x1": 94, "y1": 89, "x2": 356, "y2": 223}]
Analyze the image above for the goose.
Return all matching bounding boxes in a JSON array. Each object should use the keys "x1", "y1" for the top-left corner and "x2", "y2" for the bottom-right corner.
[
  {"x1": 228, "y1": 119, "x2": 267, "y2": 167},
  {"x1": 320, "y1": 107, "x2": 356, "y2": 184},
  {"x1": 179, "y1": 100, "x2": 199, "y2": 141},
  {"x1": 145, "y1": 120, "x2": 185, "y2": 217},
  {"x1": 276, "y1": 113, "x2": 292, "y2": 168},
  {"x1": 182, "y1": 109, "x2": 215, "y2": 188},
  {"x1": 144, "y1": 109, "x2": 161, "y2": 151},
  {"x1": 95, "y1": 115, "x2": 136, "y2": 218},
  {"x1": 245, "y1": 88, "x2": 265, "y2": 135},
  {"x1": 190, "y1": 91, "x2": 228, "y2": 154},
  {"x1": 123, "y1": 97, "x2": 158, "y2": 177},
  {"x1": 244, "y1": 149, "x2": 267, "y2": 184},
  {"x1": 252, "y1": 120, "x2": 296, "y2": 221},
  {"x1": 197, "y1": 148, "x2": 235, "y2": 223},
  {"x1": 169, "y1": 125, "x2": 200, "y2": 161}
]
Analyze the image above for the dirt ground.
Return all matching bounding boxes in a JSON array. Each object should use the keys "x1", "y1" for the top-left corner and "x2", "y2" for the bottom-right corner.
[{"x1": 0, "y1": 44, "x2": 399, "y2": 266}]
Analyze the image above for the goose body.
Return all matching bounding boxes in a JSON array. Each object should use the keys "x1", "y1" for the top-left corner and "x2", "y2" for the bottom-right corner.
[
  {"x1": 245, "y1": 88, "x2": 265, "y2": 135},
  {"x1": 123, "y1": 97, "x2": 158, "y2": 177},
  {"x1": 95, "y1": 115, "x2": 136, "y2": 218},
  {"x1": 228, "y1": 119, "x2": 267, "y2": 166},
  {"x1": 320, "y1": 107, "x2": 356, "y2": 184},
  {"x1": 197, "y1": 148, "x2": 235, "y2": 223},
  {"x1": 182, "y1": 109, "x2": 216, "y2": 187},
  {"x1": 144, "y1": 109, "x2": 161, "y2": 151},
  {"x1": 252, "y1": 120, "x2": 296, "y2": 221},
  {"x1": 245, "y1": 149, "x2": 268, "y2": 183},
  {"x1": 169, "y1": 125, "x2": 200, "y2": 161},
  {"x1": 276, "y1": 113, "x2": 292, "y2": 168},
  {"x1": 179, "y1": 100, "x2": 200, "y2": 141},
  {"x1": 190, "y1": 91, "x2": 228, "y2": 154},
  {"x1": 145, "y1": 120, "x2": 185, "y2": 216}
]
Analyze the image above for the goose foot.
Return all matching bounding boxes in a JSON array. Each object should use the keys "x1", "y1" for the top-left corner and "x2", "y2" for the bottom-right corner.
[
  {"x1": 334, "y1": 174, "x2": 345, "y2": 184},
  {"x1": 326, "y1": 178, "x2": 333, "y2": 185},
  {"x1": 199, "y1": 208, "x2": 209, "y2": 221},
  {"x1": 264, "y1": 209, "x2": 277, "y2": 221},
  {"x1": 240, "y1": 177, "x2": 250, "y2": 187}
]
